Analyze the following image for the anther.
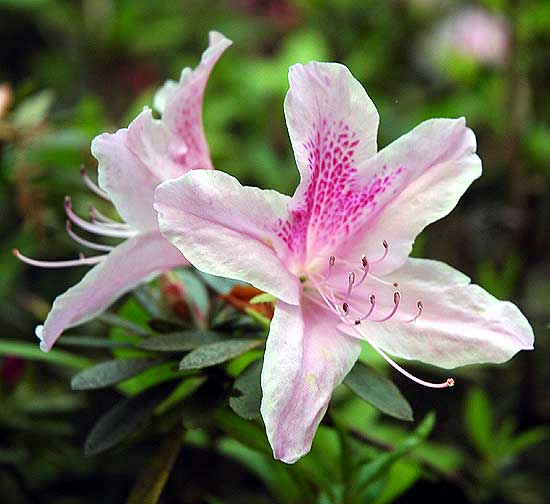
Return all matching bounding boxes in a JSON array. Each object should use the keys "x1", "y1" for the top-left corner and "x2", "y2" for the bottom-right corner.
[
  {"x1": 372, "y1": 291, "x2": 401, "y2": 322},
  {"x1": 361, "y1": 255, "x2": 368, "y2": 268},
  {"x1": 342, "y1": 302, "x2": 349, "y2": 315},
  {"x1": 372, "y1": 240, "x2": 389, "y2": 264},
  {"x1": 329, "y1": 256, "x2": 335, "y2": 267},
  {"x1": 446, "y1": 378, "x2": 455, "y2": 387},
  {"x1": 407, "y1": 300, "x2": 423, "y2": 323}
]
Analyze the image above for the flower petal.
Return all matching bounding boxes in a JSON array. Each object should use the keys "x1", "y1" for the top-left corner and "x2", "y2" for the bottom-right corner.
[
  {"x1": 36, "y1": 232, "x2": 187, "y2": 352},
  {"x1": 340, "y1": 258, "x2": 534, "y2": 369},
  {"x1": 92, "y1": 117, "x2": 159, "y2": 231},
  {"x1": 92, "y1": 32, "x2": 231, "y2": 231},
  {"x1": 261, "y1": 300, "x2": 361, "y2": 463},
  {"x1": 285, "y1": 61, "x2": 379, "y2": 196},
  {"x1": 346, "y1": 117, "x2": 481, "y2": 275},
  {"x1": 155, "y1": 170, "x2": 300, "y2": 305},
  {"x1": 157, "y1": 31, "x2": 232, "y2": 171}
]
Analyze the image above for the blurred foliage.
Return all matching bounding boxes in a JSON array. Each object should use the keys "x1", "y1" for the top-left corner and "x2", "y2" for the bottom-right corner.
[{"x1": 1, "y1": 0, "x2": 549, "y2": 503}]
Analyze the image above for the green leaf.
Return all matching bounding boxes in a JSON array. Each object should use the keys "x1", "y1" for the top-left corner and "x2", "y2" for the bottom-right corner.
[
  {"x1": 125, "y1": 424, "x2": 184, "y2": 504},
  {"x1": 84, "y1": 385, "x2": 170, "y2": 456},
  {"x1": 195, "y1": 271, "x2": 239, "y2": 294},
  {"x1": 0, "y1": 339, "x2": 91, "y2": 369},
  {"x1": 344, "y1": 362, "x2": 413, "y2": 421},
  {"x1": 179, "y1": 339, "x2": 263, "y2": 371},
  {"x1": 58, "y1": 336, "x2": 135, "y2": 349},
  {"x1": 173, "y1": 269, "x2": 209, "y2": 318},
  {"x1": 138, "y1": 331, "x2": 223, "y2": 352},
  {"x1": 99, "y1": 313, "x2": 151, "y2": 336},
  {"x1": 229, "y1": 359, "x2": 262, "y2": 420},
  {"x1": 464, "y1": 388, "x2": 494, "y2": 457},
  {"x1": 71, "y1": 358, "x2": 161, "y2": 390},
  {"x1": 505, "y1": 426, "x2": 550, "y2": 458},
  {"x1": 249, "y1": 293, "x2": 276, "y2": 304},
  {"x1": 350, "y1": 413, "x2": 435, "y2": 499},
  {"x1": 12, "y1": 89, "x2": 54, "y2": 128}
]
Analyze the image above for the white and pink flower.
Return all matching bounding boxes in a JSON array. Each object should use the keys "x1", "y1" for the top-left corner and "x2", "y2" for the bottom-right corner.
[
  {"x1": 155, "y1": 62, "x2": 534, "y2": 463},
  {"x1": 15, "y1": 32, "x2": 232, "y2": 352}
]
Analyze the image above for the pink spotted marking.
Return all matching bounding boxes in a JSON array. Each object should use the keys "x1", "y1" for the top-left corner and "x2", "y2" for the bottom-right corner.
[{"x1": 275, "y1": 118, "x2": 405, "y2": 258}]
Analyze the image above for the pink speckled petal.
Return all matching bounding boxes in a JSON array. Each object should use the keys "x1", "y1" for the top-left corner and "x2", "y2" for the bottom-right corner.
[
  {"x1": 345, "y1": 118, "x2": 481, "y2": 275},
  {"x1": 155, "y1": 170, "x2": 301, "y2": 305},
  {"x1": 261, "y1": 300, "x2": 361, "y2": 463},
  {"x1": 339, "y1": 258, "x2": 533, "y2": 369},
  {"x1": 93, "y1": 32, "x2": 231, "y2": 231},
  {"x1": 36, "y1": 232, "x2": 187, "y2": 352},
  {"x1": 158, "y1": 31, "x2": 232, "y2": 171}
]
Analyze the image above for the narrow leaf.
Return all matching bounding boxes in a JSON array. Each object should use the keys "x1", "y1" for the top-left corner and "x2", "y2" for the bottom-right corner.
[
  {"x1": 344, "y1": 361, "x2": 413, "y2": 421},
  {"x1": 84, "y1": 385, "x2": 170, "y2": 456},
  {"x1": 71, "y1": 358, "x2": 161, "y2": 390},
  {"x1": 125, "y1": 424, "x2": 184, "y2": 504},
  {"x1": 230, "y1": 359, "x2": 263, "y2": 420},
  {"x1": 99, "y1": 313, "x2": 151, "y2": 336},
  {"x1": 464, "y1": 388, "x2": 494, "y2": 456},
  {"x1": 179, "y1": 339, "x2": 262, "y2": 371},
  {"x1": 138, "y1": 331, "x2": 223, "y2": 352},
  {"x1": 58, "y1": 336, "x2": 135, "y2": 349},
  {"x1": 249, "y1": 293, "x2": 276, "y2": 304},
  {"x1": 0, "y1": 339, "x2": 91, "y2": 369}
]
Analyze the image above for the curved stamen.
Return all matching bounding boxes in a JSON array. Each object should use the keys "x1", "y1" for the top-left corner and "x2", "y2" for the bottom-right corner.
[
  {"x1": 65, "y1": 221, "x2": 114, "y2": 252},
  {"x1": 372, "y1": 239, "x2": 389, "y2": 264},
  {"x1": 80, "y1": 166, "x2": 110, "y2": 201},
  {"x1": 13, "y1": 249, "x2": 106, "y2": 268},
  {"x1": 89, "y1": 207, "x2": 128, "y2": 228},
  {"x1": 353, "y1": 324, "x2": 454, "y2": 389},
  {"x1": 355, "y1": 255, "x2": 370, "y2": 287},
  {"x1": 321, "y1": 255, "x2": 336, "y2": 282},
  {"x1": 407, "y1": 300, "x2": 423, "y2": 323},
  {"x1": 354, "y1": 294, "x2": 376, "y2": 324},
  {"x1": 65, "y1": 197, "x2": 135, "y2": 238},
  {"x1": 372, "y1": 291, "x2": 401, "y2": 322},
  {"x1": 343, "y1": 271, "x2": 356, "y2": 303}
]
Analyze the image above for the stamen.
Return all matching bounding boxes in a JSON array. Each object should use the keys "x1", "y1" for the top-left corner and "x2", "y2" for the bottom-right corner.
[
  {"x1": 342, "y1": 302, "x2": 349, "y2": 315},
  {"x1": 355, "y1": 255, "x2": 370, "y2": 287},
  {"x1": 321, "y1": 255, "x2": 336, "y2": 282},
  {"x1": 353, "y1": 324, "x2": 454, "y2": 389},
  {"x1": 372, "y1": 291, "x2": 401, "y2": 322},
  {"x1": 343, "y1": 271, "x2": 355, "y2": 302},
  {"x1": 407, "y1": 300, "x2": 423, "y2": 323},
  {"x1": 65, "y1": 197, "x2": 136, "y2": 238},
  {"x1": 13, "y1": 249, "x2": 106, "y2": 268},
  {"x1": 80, "y1": 166, "x2": 110, "y2": 201},
  {"x1": 354, "y1": 294, "x2": 376, "y2": 324},
  {"x1": 65, "y1": 221, "x2": 114, "y2": 252},
  {"x1": 89, "y1": 207, "x2": 129, "y2": 228},
  {"x1": 371, "y1": 239, "x2": 389, "y2": 264}
]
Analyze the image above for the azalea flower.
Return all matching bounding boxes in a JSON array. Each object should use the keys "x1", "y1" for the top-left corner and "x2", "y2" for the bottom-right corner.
[
  {"x1": 14, "y1": 32, "x2": 232, "y2": 352},
  {"x1": 155, "y1": 62, "x2": 534, "y2": 463}
]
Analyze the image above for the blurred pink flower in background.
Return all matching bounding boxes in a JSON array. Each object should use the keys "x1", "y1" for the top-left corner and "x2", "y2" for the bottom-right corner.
[{"x1": 432, "y1": 7, "x2": 510, "y2": 66}]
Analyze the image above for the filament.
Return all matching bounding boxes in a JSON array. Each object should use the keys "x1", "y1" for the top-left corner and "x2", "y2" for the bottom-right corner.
[
  {"x1": 65, "y1": 221, "x2": 114, "y2": 252},
  {"x1": 13, "y1": 249, "x2": 106, "y2": 268},
  {"x1": 80, "y1": 166, "x2": 110, "y2": 200}
]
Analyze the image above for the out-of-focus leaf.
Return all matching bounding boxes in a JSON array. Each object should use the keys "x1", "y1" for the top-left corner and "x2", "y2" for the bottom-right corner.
[
  {"x1": 179, "y1": 339, "x2": 262, "y2": 371},
  {"x1": 505, "y1": 426, "x2": 549, "y2": 458},
  {"x1": 229, "y1": 359, "x2": 262, "y2": 420},
  {"x1": 349, "y1": 413, "x2": 435, "y2": 499},
  {"x1": 195, "y1": 271, "x2": 239, "y2": 294},
  {"x1": 125, "y1": 424, "x2": 184, "y2": 504},
  {"x1": 12, "y1": 89, "x2": 54, "y2": 128},
  {"x1": 344, "y1": 361, "x2": 413, "y2": 421},
  {"x1": 84, "y1": 385, "x2": 170, "y2": 456},
  {"x1": 71, "y1": 358, "x2": 162, "y2": 390},
  {"x1": 244, "y1": 307, "x2": 271, "y2": 330},
  {"x1": 99, "y1": 312, "x2": 151, "y2": 336},
  {"x1": 133, "y1": 285, "x2": 162, "y2": 318},
  {"x1": 138, "y1": 331, "x2": 223, "y2": 352},
  {"x1": 148, "y1": 318, "x2": 186, "y2": 334},
  {"x1": 464, "y1": 388, "x2": 494, "y2": 457},
  {"x1": 173, "y1": 269, "x2": 209, "y2": 319},
  {"x1": 249, "y1": 293, "x2": 276, "y2": 304},
  {"x1": 175, "y1": 378, "x2": 227, "y2": 428},
  {"x1": 0, "y1": 339, "x2": 91, "y2": 369},
  {"x1": 155, "y1": 376, "x2": 206, "y2": 416},
  {"x1": 58, "y1": 335, "x2": 135, "y2": 349}
]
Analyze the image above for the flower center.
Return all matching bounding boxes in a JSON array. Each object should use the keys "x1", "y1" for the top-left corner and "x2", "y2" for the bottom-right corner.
[{"x1": 302, "y1": 240, "x2": 454, "y2": 390}]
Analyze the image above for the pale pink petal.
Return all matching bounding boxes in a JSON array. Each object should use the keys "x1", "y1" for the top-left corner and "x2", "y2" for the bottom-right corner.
[
  {"x1": 344, "y1": 117, "x2": 481, "y2": 276},
  {"x1": 92, "y1": 115, "x2": 159, "y2": 232},
  {"x1": 261, "y1": 300, "x2": 361, "y2": 463},
  {"x1": 159, "y1": 31, "x2": 232, "y2": 171},
  {"x1": 36, "y1": 232, "x2": 187, "y2": 352},
  {"x1": 155, "y1": 170, "x2": 301, "y2": 305},
  {"x1": 339, "y1": 258, "x2": 533, "y2": 369},
  {"x1": 92, "y1": 32, "x2": 231, "y2": 231},
  {"x1": 277, "y1": 62, "x2": 379, "y2": 262}
]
